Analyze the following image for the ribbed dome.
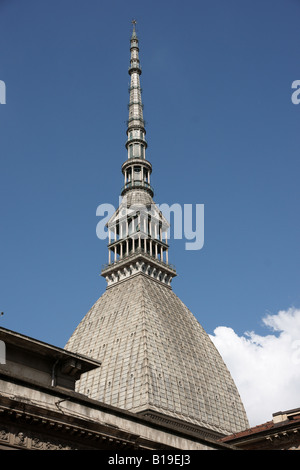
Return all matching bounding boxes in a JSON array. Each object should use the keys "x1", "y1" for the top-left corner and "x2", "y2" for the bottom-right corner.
[
  {"x1": 125, "y1": 189, "x2": 153, "y2": 207},
  {"x1": 65, "y1": 274, "x2": 249, "y2": 436}
]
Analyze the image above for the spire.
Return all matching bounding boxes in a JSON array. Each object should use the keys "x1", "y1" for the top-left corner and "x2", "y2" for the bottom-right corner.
[
  {"x1": 100, "y1": 22, "x2": 176, "y2": 288},
  {"x1": 131, "y1": 18, "x2": 137, "y2": 38},
  {"x1": 123, "y1": 19, "x2": 152, "y2": 199},
  {"x1": 65, "y1": 25, "x2": 250, "y2": 438}
]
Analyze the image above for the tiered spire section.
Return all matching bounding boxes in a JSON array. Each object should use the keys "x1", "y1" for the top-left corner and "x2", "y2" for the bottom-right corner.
[
  {"x1": 122, "y1": 21, "x2": 153, "y2": 198},
  {"x1": 101, "y1": 21, "x2": 176, "y2": 288}
]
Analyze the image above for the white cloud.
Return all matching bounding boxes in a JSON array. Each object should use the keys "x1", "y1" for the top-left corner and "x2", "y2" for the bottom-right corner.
[{"x1": 209, "y1": 307, "x2": 300, "y2": 428}]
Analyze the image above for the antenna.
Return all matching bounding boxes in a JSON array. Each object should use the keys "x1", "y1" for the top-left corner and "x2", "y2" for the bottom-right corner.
[{"x1": 131, "y1": 19, "x2": 137, "y2": 31}]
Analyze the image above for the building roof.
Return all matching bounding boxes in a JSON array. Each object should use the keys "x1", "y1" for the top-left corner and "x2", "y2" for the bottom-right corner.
[
  {"x1": 220, "y1": 408, "x2": 300, "y2": 447},
  {"x1": 65, "y1": 274, "x2": 249, "y2": 437},
  {"x1": 0, "y1": 326, "x2": 235, "y2": 450},
  {"x1": 0, "y1": 326, "x2": 101, "y2": 390}
]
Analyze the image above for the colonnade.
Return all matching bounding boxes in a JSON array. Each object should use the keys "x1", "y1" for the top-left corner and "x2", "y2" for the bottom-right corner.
[
  {"x1": 108, "y1": 214, "x2": 169, "y2": 266},
  {"x1": 124, "y1": 165, "x2": 150, "y2": 185}
]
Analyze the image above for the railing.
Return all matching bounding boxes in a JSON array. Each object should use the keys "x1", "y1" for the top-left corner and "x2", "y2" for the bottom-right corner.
[
  {"x1": 128, "y1": 63, "x2": 142, "y2": 73},
  {"x1": 126, "y1": 136, "x2": 147, "y2": 146},
  {"x1": 122, "y1": 157, "x2": 152, "y2": 167},
  {"x1": 102, "y1": 248, "x2": 176, "y2": 273},
  {"x1": 127, "y1": 116, "x2": 145, "y2": 126},
  {"x1": 121, "y1": 180, "x2": 154, "y2": 193}
]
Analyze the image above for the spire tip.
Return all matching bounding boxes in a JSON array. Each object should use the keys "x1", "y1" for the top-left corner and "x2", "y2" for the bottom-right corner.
[{"x1": 131, "y1": 19, "x2": 137, "y2": 38}]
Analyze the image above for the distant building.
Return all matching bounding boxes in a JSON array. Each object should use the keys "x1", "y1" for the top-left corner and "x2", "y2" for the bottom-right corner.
[{"x1": 220, "y1": 408, "x2": 300, "y2": 450}]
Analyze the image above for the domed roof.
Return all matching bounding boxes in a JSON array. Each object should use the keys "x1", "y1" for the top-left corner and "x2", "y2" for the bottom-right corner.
[
  {"x1": 65, "y1": 274, "x2": 249, "y2": 436},
  {"x1": 124, "y1": 189, "x2": 153, "y2": 207}
]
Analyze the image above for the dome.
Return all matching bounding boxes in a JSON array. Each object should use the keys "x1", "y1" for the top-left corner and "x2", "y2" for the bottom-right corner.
[{"x1": 65, "y1": 274, "x2": 249, "y2": 437}]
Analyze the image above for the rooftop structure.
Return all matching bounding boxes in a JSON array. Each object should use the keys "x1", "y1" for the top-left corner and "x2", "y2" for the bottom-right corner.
[
  {"x1": 65, "y1": 22, "x2": 249, "y2": 440},
  {"x1": 220, "y1": 408, "x2": 300, "y2": 450}
]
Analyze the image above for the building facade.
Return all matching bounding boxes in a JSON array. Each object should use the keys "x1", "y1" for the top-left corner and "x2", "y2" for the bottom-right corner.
[{"x1": 0, "y1": 326, "x2": 235, "y2": 450}]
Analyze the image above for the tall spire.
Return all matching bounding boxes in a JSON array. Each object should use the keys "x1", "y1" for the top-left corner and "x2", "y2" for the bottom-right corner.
[
  {"x1": 65, "y1": 24, "x2": 250, "y2": 438},
  {"x1": 101, "y1": 22, "x2": 176, "y2": 288},
  {"x1": 123, "y1": 19, "x2": 152, "y2": 199}
]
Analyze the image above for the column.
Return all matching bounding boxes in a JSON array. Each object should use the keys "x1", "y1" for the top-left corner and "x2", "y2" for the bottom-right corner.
[
  {"x1": 154, "y1": 221, "x2": 158, "y2": 240},
  {"x1": 108, "y1": 228, "x2": 111, "y2": 264}
]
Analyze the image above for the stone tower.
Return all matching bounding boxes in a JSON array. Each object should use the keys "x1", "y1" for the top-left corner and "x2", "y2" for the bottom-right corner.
[{"x1": 65, "y1": 22, "x2": 249, "y2": 439}]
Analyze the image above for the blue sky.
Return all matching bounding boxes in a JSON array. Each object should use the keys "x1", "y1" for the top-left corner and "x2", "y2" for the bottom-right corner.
[{"x1": 0, "y1": 1, "x2": 299, "y2": 425}]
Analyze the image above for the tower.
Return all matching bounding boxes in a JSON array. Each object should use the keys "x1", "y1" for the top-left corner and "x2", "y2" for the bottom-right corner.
[
  {"x1": 101, "y1": 20, "x2": 175, "y2": 288},
  {"x1": 65, "y1": 22, "x2": 249, "y2": 439}
]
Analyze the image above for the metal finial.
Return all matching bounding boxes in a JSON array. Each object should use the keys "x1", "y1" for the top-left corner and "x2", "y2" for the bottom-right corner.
[{"x1": 132, "y1": 19, "x2": 137, "y2": 31}]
